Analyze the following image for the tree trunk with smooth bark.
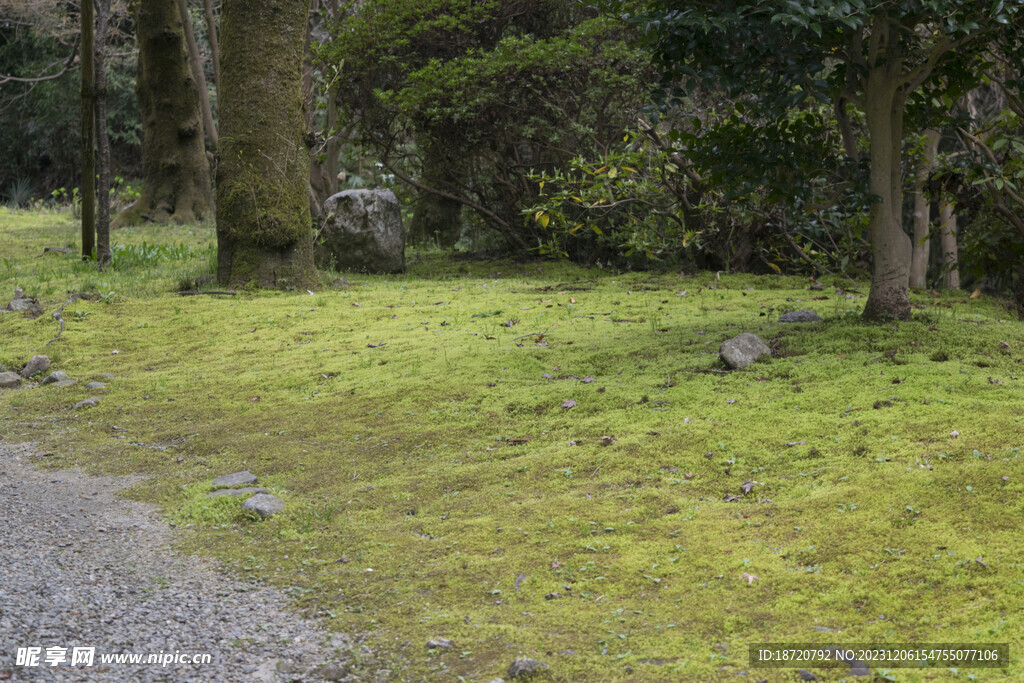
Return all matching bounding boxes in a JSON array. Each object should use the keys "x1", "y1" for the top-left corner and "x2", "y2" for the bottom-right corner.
[
  {"x1": 939, "y1": 200, "x2": 959, "y2": 290},
  {"x1": 216, "y1": 0, "x2": 316, "y2": 289},
  {"x1": 177, "y1": 0, "x2": 218, "y2": 149},
  {"x1": 80, "y1": 0, "x2": 95, "y2": 259},
  {"x1": 116, "y1": 0, "x2": 212, "y2": 227},
  {"x1": 908, "y1": 129, "x2": 940, "y2": 289},
  {"x1": 861, "y1": 16, "x2": 912, "y2": 321},
  {"x1": 95, "y1": 0, "x2": 112, "y2": 268}
]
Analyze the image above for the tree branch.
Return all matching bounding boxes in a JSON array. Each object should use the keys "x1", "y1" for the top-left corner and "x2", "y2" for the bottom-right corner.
[{"x1": 0, "y1": 34, "x2": 80, "y2": 85}]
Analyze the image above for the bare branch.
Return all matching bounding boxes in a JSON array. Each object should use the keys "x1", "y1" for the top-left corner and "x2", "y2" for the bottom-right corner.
[{"x1": 0, "y1": 33, "x2": 80, "y2": 85}]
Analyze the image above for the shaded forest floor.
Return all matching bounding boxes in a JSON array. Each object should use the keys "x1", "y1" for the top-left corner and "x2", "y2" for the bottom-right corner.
[{"x1": 2, "y1": 210, "x2": 1024, "y2": 682}]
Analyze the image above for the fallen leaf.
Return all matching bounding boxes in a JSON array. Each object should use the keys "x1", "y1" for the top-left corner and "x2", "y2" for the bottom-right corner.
[
  {"x1": 723, "y1": 495, "x2": 740, "y2": 502},
  {"x1": 726, "y1": 398, "x2": 736, "y2": 404},
  {"x1": 785, "y1": 440, "x2": 806, "y2": 446},
  {"x1": 740, "y1": 481, "x2": 755, "y2": 494},
  {"x1": 542, "y1": 373, "x2": 554, "y2": 379},
  {"x1": 998, "y1": 340, "x2": 1011, "y2": 349},
  {"x1": 507, "y1": 437, "x2": 530, "y2": 445},
  {"x1": 561, "y1": 399, "x2": 577, "y2": 409},
  {"x1": 353, "y1": 302, "x2": 361, "y2": 306},
  {"x1": 600, "y1": 435, "x2": 617, "y2": 447},
  {"x1": 970, "y1": 288, "x2": 982, "y2": 299},
  {"x1": 684, "y1": 472, "x2": 695, "y2": 480},
  {"x1": 367, "y1": 341, "x2": 386, "y2": 348},
  {"x1": 581, "y1": 375, "x2": 595, "y2": 383},
  {"x1": 249, "y1": 396, "x2": 260, "y2": 403},
  {"x1": 570, "y1": 297, "x2": 576, "y2": 304},
  {"x1": 545, "y1": 592, "x2": 561, "y2": 600},
  {"x1": 503, "y1": 319, "x2": 519, "y2": 327},
  {"x1": 949, "y1": 429, "x2": 959, "y2": 438},
  {"x1": 741, "y1": 572, "x2": 759, "y2": 585}
]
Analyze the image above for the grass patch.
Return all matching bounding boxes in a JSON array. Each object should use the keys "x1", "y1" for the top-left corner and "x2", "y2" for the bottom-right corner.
[{"x1": 3, "y1": 210, "x2": 1024, "y2": 680}]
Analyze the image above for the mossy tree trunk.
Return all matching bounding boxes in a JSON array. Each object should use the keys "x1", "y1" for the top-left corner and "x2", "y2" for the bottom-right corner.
[
  {"x1": 409, "y1": 140, "x2": 463, "y2": 248},
  {"x1": 216, "y1": 0, "x2": 316, "y2": 289},
  {"x1": 116, "y1": 0, "x2": 212, "y2": 227}
]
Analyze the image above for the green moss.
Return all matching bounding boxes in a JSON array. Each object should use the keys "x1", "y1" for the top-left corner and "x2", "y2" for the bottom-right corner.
[{"x1": 4, "y1": 213, "x2": 1024, "y2": 680}]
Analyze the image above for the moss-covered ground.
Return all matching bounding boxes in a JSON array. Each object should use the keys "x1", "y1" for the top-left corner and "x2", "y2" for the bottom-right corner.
[{"x1": 3, "y1": 210, "x2": 1024, "y2": 682}]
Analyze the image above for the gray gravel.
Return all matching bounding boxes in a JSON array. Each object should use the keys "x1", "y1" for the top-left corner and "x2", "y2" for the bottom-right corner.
[{"x1": 0, "y1": 441, "x2": 383, "y2": 682}]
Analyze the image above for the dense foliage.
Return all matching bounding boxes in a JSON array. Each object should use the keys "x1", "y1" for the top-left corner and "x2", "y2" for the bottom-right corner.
[
  {"x1": 0, "y1": 1, "x2": 140, "y2": 203},
  {"x1": 318, "y1": 0, "x2": 653, "y2": 249}
]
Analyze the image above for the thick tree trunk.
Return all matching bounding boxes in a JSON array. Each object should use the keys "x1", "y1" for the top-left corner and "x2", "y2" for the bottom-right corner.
[
  {"x1": 909, "y1": 128, "x2": 940, "y2": 289},
  {"x1": 116, "y1": 0, "x2": 212, "y2": 227},
  {"x1": 216, "y1": 0, "x2": 316, "y2": 289},
  {"x1": 409, "y1": 140, "x2": 463, "y2": 248},
  {"x1": 80, "y1": 0, "x2": 95, "y2": 259},
  {"x1": 177, "y1": 0, "x2": 218, "y2": 149},
  {"x1": 939, "y1": 200, "x2": 960, "y2": 290},
  {"x1": 861, "y1": 18, "x2": 912, "y2": 321},
  {"x1": 95, "y1": 0, "x2": 112, "y2": 268}
]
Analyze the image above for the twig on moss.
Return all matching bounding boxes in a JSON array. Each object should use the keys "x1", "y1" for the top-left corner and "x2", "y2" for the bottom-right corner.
[{"x1": 46, "y1": 293, "x2": 94, "y2": 346}]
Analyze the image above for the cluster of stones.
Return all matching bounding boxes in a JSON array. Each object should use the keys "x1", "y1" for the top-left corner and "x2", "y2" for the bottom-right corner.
[
  {"x1": 719, "y1": 310, "x2": 823, "y2": 369},
  {"x1": 208, "y1": 471, "x2": 284, "y2": 518},
  {"x1": 0, "y1": 355, "x2": 109, "y2": 409}
]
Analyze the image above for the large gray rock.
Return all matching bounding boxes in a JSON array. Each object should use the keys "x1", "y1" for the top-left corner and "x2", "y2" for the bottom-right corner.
[
  {"x1": 242, "y1": 493, "x2": 285, "y2": 518},
  {"x1": 20, "y1": 355, "x2": 50, "y2": 378},
  {"x1": 720, "y1": 333, "x2": 771, "y2": 369},
  {"x1": 318, "y1": 190, "x2": 406, "y2": 274},
  {"x1": 780, "y1": 309, "x2": 823, "y2": 323},
  {"x1": 212, "y1": 471, "x2": 258, "y2": 488},
  {"x1": 0, "y1": 371, "x2": 22, "y2": 389}
]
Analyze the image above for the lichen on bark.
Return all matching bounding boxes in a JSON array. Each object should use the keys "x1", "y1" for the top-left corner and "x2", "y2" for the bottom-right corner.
[{"x1": 216, "y1": 0, "x2": 315, "y2": 289}]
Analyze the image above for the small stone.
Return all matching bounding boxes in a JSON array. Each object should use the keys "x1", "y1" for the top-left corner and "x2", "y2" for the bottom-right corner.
[
  {"x1": 317, "y1": 662, "x2": 351, "y2": 681},
  {"x1": 6, "y1": 288, "x2": 38, "y2": 312},
  {"x1": 544, "y1": 592, "x2": 560, "y2": 600},
  {"x1": 0, "y1": 371, "x2": 22, "y2": 389},
  {"x1": 41, "y1": 371, "x2": 70, "y2": 385},
  {"x1": 720, "y1": 333, "x2": 770, "y2": 369},
  {"x1": 48, "y1": 380, "x2": 78, "y2": 388},
  {"x1": 779, "y1": 309, "x2": 823, "y2": 323},
  {"x1": 275, "y1": 659, "x2": 302, "y2": 674},
  {"x1": 798, "y1": 669, "x2": 819, "y2": 681},
  {"x1": 20, "y1": 355, "x2": 50, "y2": 378},
  {"x1": 507, "y1": 658, "x2": 548, "y2": 679},
  {"x1": 212, "y1": 471, "x2": 259, "y2": 487},
  {"x1": 426, "y1": 638, "x2": 454, "y2": 650},
  {"x1": 243, "y1": 493, "x2": 285, "y2": 518},
  {"x1": 73, "y1": 397, "x2": 100, "y2": 410},
  {"x1": 207, "y1": 487, "x2": 269, "y2": 499},
  {"x1": 85, "y1": 381, "x2": 107, "y2": 390}
]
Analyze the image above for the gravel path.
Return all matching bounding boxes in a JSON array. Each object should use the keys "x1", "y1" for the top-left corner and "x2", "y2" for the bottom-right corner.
[{"x1": 0, "y1": 441, "x2": 381, "y2": 682}]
